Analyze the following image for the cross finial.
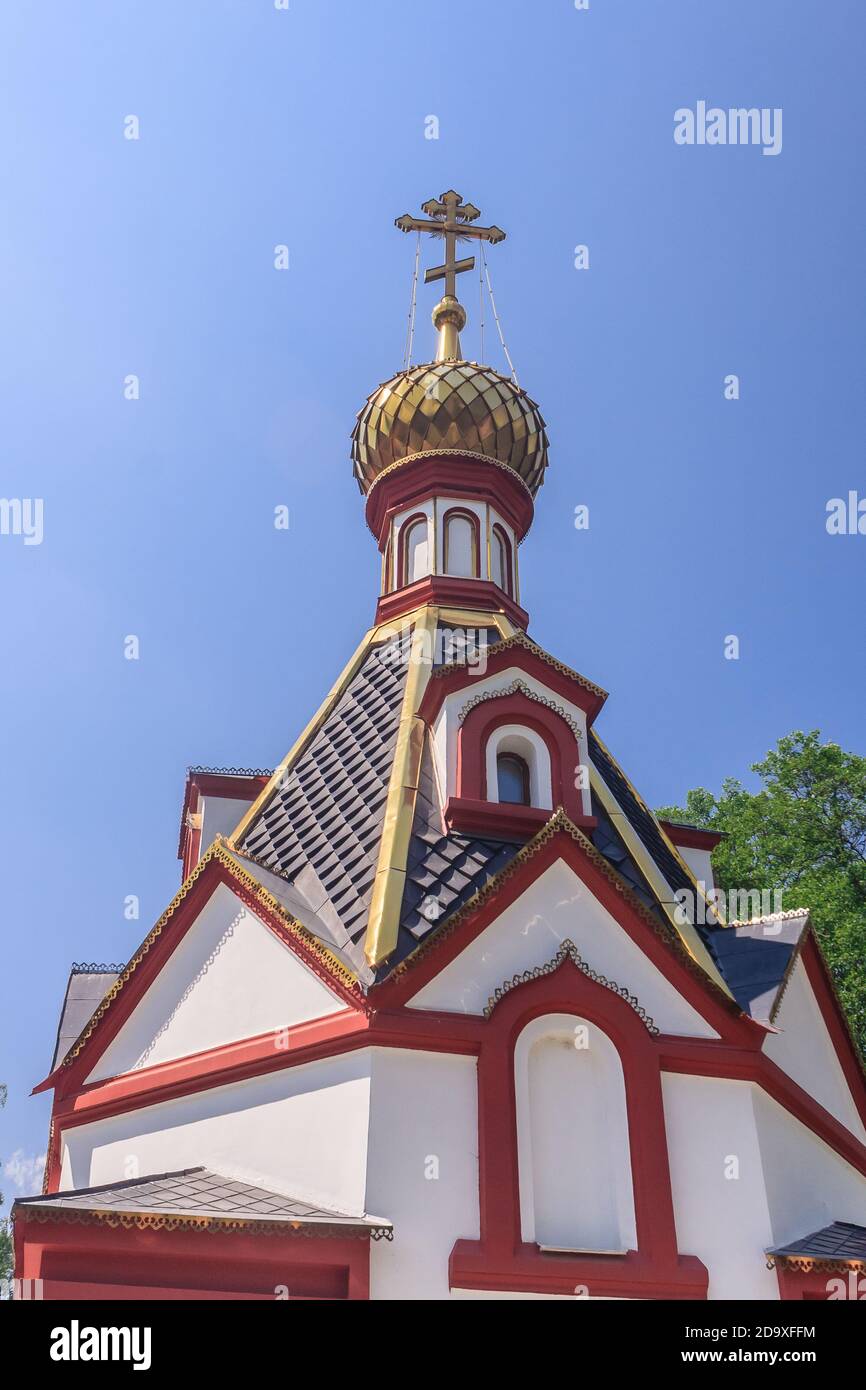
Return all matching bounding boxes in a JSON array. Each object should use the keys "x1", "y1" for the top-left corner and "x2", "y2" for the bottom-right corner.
[{"x1": 395, "y1": 190, "x2": 506, "y2": 360}]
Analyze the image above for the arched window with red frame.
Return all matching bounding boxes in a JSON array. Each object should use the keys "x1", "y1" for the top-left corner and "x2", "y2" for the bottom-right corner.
[
  {"x1": 443, "y1": 507, "x2": 480, "y2": 578},
  {"x1": 398, "y1": 513, "x2": 430, "y2": 588},
  {"x1": 491, "y1": 523, "x2": 513, "y2": 597}
]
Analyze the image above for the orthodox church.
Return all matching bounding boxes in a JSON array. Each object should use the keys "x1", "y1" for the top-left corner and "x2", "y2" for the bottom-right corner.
[{"x1": 14, "y1": 193, "x2": 866, "y2": 1301}]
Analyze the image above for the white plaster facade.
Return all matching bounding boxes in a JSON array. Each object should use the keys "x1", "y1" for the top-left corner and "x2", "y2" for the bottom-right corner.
[{"x1": 51, "y1": 851, "x2": 866, "y2": 1300}]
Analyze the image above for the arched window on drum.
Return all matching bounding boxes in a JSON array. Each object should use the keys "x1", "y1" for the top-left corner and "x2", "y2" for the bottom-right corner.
[
  {"x1": 443, "y1": 509, "x2": 479, "y2": 579},
  {"x1": 490, "y1": 523, "x2": 513, "y2": 597},
  {"x1": 399, "y1": 514, "x2": 430, "y2": 587}
]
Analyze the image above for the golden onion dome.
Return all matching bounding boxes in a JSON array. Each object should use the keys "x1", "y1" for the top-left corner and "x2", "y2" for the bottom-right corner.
[{"x1": 351, "y1": 358, "x2": 548, "y2": 497}]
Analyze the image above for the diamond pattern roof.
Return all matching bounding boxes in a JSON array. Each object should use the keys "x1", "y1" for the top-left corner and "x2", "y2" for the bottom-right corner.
[
  {"x1": 13, "y1": 1167, "x2": 391, "y2": 1233},
  {"x1": 241, "y1": 636, "x2": 408, "y2": 952}
]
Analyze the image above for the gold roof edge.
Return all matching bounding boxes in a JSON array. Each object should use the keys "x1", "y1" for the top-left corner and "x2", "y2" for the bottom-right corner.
[{"x1": 364, "y1": 607, "x2": 440, "y2": 967}]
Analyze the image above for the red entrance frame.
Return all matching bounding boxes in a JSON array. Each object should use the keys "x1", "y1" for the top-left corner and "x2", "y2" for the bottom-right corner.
[{"x1": 449, "y1": 955, "x2": 709, "y2": 1300}]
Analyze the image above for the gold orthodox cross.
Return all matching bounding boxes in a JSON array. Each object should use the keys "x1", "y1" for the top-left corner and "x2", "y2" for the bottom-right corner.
[{"x1": 395, "y1": 190, "x2": 506, "y2": 299}]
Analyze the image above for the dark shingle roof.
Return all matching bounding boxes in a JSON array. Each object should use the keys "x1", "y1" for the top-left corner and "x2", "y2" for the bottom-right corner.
[
  {"x1": 172, "y1": 632, "x2": 814, "y2": 1009},
  {"x1": 589, "y1": 732, "x2": 693, "y2": 899},
  {"x1": 769, "y1": 1221, "x2": 866, "y2": 1266},
  {"x1": 588, "y1": 731, "x2": 807, "y2": 1019},
  {"x1": 51, "y1": 967, "x2": 122, "y2": 1071},
  {"x1": 376, "y1": 738, "x2": 520, "y2": 976},
  {"x1": 13, "y1": 1167, "x2": 391, "y2": 1236},
  {"x1": 241, "y1": 637, "x2": 408, "y2": 953},
  {"x1": 701, "y1": 912, "x2": 808, "y2": 1020}
]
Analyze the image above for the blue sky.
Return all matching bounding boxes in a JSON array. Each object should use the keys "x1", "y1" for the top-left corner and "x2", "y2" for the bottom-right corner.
[{"x1": 1, "y1": 0, "x2": 863, "y2": 1196}]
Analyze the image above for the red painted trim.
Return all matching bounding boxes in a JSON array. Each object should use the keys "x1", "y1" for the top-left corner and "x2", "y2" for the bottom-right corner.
[
  {"x1": 375, "y1": 575, "x2": 529, "y2": 630},
  {"x1": 757, "y1": 1055, "x2": 866, "y2": 1177},
  {"x1": 444, "y1": 798, "x2": 553, "y2": 841},
  {"x1": 53, "y1": 1012, "x2": 370, "y2": 1131},
  {"x1": 14, "y1": 1209, "x2": 372, "y2": 1300},
  {"x1": 366, "y1": 453, "x2": 534, "y2": 547},
  {"x1": 394, "y1": 511, "x2": 429, "y2": 590},
  {"x1": 774, "y1": 1263, "x2": 866, "y2": 1300},
  {"x1": 658, "y1": 821, "x2": 724, "y2": 852},
  {"x1": 457, "y1": 692, "x2": 591, "y2": 825},
  {"x1": 180, "y1": 783, "x2": 202, "y2": 881},
  {"x1": 178, "y1": 773, "x2": 269, "y2": 876},
  {"x1": 419, "y1": 640, "x2": 606, "y2": 726},
  {"x1": 449, "y1": 1244, "x2": 709, "y2": 1299}
]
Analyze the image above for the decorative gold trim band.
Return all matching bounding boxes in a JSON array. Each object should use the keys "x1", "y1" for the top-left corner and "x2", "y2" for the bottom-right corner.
[{"x1": 13, "y1": 1204, "x2": 392, "y2": 1241}]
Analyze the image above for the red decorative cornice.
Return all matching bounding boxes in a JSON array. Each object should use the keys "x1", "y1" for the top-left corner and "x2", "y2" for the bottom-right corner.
[
  {"x1": 365, "y1": 452, "x2": 535, "y2": 547},
  {"x1": 375, "y1": 575, "x2": 529, "y2": 629},
  {"x1": 444, "y1": 797, "x2": 553, "y2": 841}
]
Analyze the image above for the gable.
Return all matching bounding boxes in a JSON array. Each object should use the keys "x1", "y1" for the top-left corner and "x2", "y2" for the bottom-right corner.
[
  {"x1": 406, "y1": 858, "x2": 720, "y2": 1037},
  {"x1": 87, "y1": 882, "x2": 349, "y2": 1083},
  {"x1": 762, "y1": 957, "x2": 866, "y2": 1142}
]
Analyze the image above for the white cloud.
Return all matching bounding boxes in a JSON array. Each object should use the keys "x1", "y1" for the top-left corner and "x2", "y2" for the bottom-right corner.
[{"x1": 3, "y1": 1150, "x2": 46, "y2": 1197}]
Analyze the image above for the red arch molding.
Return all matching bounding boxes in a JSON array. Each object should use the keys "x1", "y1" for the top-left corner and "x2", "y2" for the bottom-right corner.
[{"x1": 450, "y1": 956, "x2": 709, "y2": 1299}]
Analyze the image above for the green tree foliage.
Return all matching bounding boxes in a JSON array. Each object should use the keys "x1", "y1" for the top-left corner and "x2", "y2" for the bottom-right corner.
[{"x1": 657, "y1": 730, "x2": 866, "y2": 1054}]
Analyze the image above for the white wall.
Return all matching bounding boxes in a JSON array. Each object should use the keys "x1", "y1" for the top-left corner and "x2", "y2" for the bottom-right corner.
[
  {"x1": 63, "y1": 1051, "x2": 373, "y2": 1216},
  {"x1": 366, "y1": 1048, "x2": 479, "y2": 1300},
  {"x1": 752, "y1": 1088, "x2": 866, "y2": 1248},
  {"x1": 408, "y1": 859, "x2": 719, "y2": 1039},
  {"x1": 673, "y1": 843, "x2": 715, "y2": 890},
  {"x1": 88, "y1": 883, "x2": 347, "y2": 1083},
  {"x1": 763, "y1": 958, "x2": 866, "y2": 1141},
  {"x1": 199, "y1": 796, "x2": 255, "y2": 859},
  {"x1": 662, "y1": 1074, "x2": 778, "y2": 1299}
]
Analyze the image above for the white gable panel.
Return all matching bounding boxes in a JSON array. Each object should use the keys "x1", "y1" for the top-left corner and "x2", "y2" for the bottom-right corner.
[
  {"x1": 762, "y1": 958, "x2": 866, "y2": 1142},
  {"x1": 87, "y1": 882, "x2": 348, "y2": 1083},
  {"x1": 407, "y1": 859, "x2": 719, "y2": 1037}
]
